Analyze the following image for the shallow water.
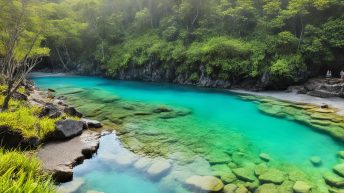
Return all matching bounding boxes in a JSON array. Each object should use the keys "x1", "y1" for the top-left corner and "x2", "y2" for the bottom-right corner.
[{"x1": 33, "y1": 75, "x2": 344, "y2": 193}]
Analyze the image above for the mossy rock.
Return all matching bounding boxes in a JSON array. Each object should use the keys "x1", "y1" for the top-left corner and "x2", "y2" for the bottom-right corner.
[
  {"x1": 258, "y1": 168, "x2": 285, "y2": 185},
  {"x1": 323, "y1": 172, "x2": 344, "y2": 188},
  {"x1": 233, "y1": 167, "x2": 256, "y2": 182},
  {"x1": 256, "y1": 183, "x2": 279, "y2": 193}
]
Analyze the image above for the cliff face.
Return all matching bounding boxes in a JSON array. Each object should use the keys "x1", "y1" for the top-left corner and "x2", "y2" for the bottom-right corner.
[{"x1": 112, "y1": 61, "x2": 307, "y2": 91}]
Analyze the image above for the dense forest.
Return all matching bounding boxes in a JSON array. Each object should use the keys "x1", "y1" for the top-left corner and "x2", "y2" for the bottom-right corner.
[{"x1": 2, "y1": 0, "x2": 344, "y2": 89}]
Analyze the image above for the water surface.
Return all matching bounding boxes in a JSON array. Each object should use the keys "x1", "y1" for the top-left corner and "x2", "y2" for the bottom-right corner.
[{"x1": 33, "y1": 75, "x2": 343, "y2": 193}]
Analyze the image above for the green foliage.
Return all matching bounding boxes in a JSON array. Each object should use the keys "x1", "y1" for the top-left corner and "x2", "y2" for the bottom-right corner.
[
  {"x1": 0, "y1": 105, "x2": 57, "y2": 139},
  {"x1": 270, "y1": 54, "x2": 306, "y2": 80},
  {"x1": 0, "y1": 149, "x2": 55, "y2": 193}
]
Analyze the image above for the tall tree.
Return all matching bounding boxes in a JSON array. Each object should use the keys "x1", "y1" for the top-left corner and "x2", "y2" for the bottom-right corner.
[{"x1": 0, "y1": 0, "x2": 50, "y2": 110}]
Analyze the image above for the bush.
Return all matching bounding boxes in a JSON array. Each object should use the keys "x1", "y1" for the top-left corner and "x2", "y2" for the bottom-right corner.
[
  {"x1": 0, "y1": 104, "x2": 57, "y2": 139},
  {"x1": 270, "y1": 54, "x2": 306, "y2": 80},
  {"x1": 0, "y1": 149, "x2": 55, "y2": 193}
]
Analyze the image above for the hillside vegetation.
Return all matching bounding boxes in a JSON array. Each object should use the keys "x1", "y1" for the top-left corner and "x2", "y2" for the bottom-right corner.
[{"x1": 26, "y1": 0, "x2": 344, "y2": 88}]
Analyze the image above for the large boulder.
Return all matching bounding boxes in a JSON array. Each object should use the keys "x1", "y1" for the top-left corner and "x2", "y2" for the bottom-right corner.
[
  {"x1": 52, "y1": 120, "x2": 84, "y2": 140},
  {"x1": 0, "y1": 126, "x2": 40, "y2": 149},
  {"x1": 64, "y1": 107, "x2": 83, "y2": 118},
  {"x1": 39, "y1": 103, "x2": 62, "y2": 119},
  {"x1": 185, "y1": 175, "x2": 224, "y2": 193}
]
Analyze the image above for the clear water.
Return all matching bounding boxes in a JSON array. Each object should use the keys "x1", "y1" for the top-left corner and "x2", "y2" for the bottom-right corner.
[{"x1": 33, "y1": 75, "x2": 344, "y2": 193}]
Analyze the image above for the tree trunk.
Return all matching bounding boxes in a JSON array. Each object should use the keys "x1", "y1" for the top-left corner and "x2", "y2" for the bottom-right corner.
[{"x1": 1, "y1": 93, "x2": 11, "y2": 110}]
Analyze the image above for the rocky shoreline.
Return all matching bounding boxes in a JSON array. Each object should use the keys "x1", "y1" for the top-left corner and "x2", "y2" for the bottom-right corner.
[{"x1": 13, "y1": 82, "x2": 105, "y2": 183}]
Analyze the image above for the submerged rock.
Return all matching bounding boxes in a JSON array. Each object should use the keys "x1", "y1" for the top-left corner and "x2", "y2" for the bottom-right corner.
[
  {"x1": 57, "y1": 177, "x2": 85, "y2": 193},
  {"x1": 223, "y1": 184, "x2": 237, "y2": 193},
  {"x1": 113, "y1": 154, "x2": 138, "y2": 167},
  {"x1": 334, "y1": 163, "x2": 344, "y2": 177},
  {"x1": 259, "y1": 153, "x2": 271, "y2": 162},
  {"x1": 323, "y1": 172, "x2": 344, "y2": 188},
  {"x1": 309, "y1": 156, "x2": 322, "y2": 166},
  {"x1": 256, "y1": 183, "x2": 279, "y2": 193},
  {"x1": 146, "y1": 159, "x2": 172, "y2": 179},
  {"x1": 185, "y1": 175, "x2": 224, "y2": 192},
  {"x1": 338, "y1": 151, "x2": 344, "y2": 159},
  {"x1": 293, "y1": 181, "x2": 312, "y2": 193},
  {"x1": 258, "y1": 168, "x2": 285, "y2": 184},
  {"x1": 134, "y1": 157, "x2": 153, "y2": 171},
  {"x1": 221, "y1": 172, "x2": 237, "y2": 184},
  {"x1": 53, "y1": 119, "x2": 84, "y2": 140},
  {"x1": 233, "y1": 167, "x2": 256, "y2": 182},
  {"x1": 64, "y1": 107, "x2": 83, "y2": 117}
]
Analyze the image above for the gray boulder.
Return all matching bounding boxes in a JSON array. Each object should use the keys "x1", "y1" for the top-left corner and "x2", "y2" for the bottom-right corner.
[
  {"x1": 53, "y1": 120, "x2": 84, "y2": 140},
  {"x1": 81, "y1": 118, "x2": 102, "y2": 128},
  {"x1": 64, "y1": 107, "x2": 83, "y2": 118},
  {"x1": 39, "y1": 103, "x2": 62, "y2": 119}
]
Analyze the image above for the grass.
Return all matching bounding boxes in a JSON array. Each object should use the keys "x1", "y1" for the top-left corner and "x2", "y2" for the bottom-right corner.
[
  {"x1": 0, "y1": 94, "x2": 58, "y2": 139},
  {"x1": 0, "y1": 149, "x2": 56, "y2": 193}
]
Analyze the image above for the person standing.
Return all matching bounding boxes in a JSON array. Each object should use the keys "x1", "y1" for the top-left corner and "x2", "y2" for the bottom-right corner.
[{"x1": 340, "y1": 70, "x2": 344, "y2": 82}]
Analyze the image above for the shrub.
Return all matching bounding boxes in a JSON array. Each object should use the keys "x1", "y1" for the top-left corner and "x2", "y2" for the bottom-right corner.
[
  {"x1": 0, "y1": 105, "x2": 58, "y2": 139},
  {"x1": 0, "y1": 149, "x2": 55, "y2": 193}
]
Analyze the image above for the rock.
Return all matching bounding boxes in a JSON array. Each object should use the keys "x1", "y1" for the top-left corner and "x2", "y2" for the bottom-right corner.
[
  {"x1": 258, "y1": 168, "x2": 285, "y2": 185},
  {"x1": 334, "y1": 163, "x2": 344, "y2": 177},
  {"x1": 235, "y1": 185, "x2": 249, "y2": 193},
  {"x1": 38, "y1": 130, "x2": 100, "y2": 183},
  {"x1": 221, "y1": 172, "x2": 237, "y2": 184},
  {"x1": 86, "y1": 191, "x2": 104, "y2": 193},
  {"x1": 64, "y1": 107, "x2": 83, "y2": 117},
  {"x1": 81, "y1": 118, "x2": 102, "y2": 128},
  {"x1": 233, "y1": 167, "x2": 255, "y2": 182},
  {"x1": 323, "y1": 172, "x2": 344, "y2": 188},
  {"x1": 53, "y1": 119, "x2": 84, "y2": 140},
  {"x1": 113, "y1": 154, "x2": 138, "y2": 167},
  {"x1": 309, "y1": 156, "x2": 322, "y2": 166},
  {"x1": 185, "y1": 175, "x2": 224, "y2": 192},
  {"x1": 39, "y1": 103, "x2": 62, "y2": 119},
  {"x1": 12, "y1": 91, "x2": 28, "y2": 101},
  {"x1": 134, "y1": 157, "x2": 153, "y2": 171},
  {"x1": 256, "y1": 183, "x2": 278, "y2": 193},
  {"x1": 57, "y1": 177, "x2": 84, "y2": 193},
  {"x1": 259, "y1": 153, "x2": 271, "y2": 162},
  {"x1": 223, "y1": 184, "x2": 237, "y2": 193},
  {"x1": 293, "y1": 181, "x2": 311, "y2": 193},
  {"x1": 153, "y1": 106, "x2": 172, "y2": 113},
  {"x1": 338, "y1": 151, "x2": 344, "y2": 159},
  {"x1": 254, "y1": 163, "x2": 268, "y2": 176},
  {"x1": 0, "y1": 126, "x2": 40, "y2": 149},
  {"x1": 52, "y1": 165, "x2": 73, "y2": 183},
  {"x1": 146, "y1": 159, "x2": 172, "y2": 179}
]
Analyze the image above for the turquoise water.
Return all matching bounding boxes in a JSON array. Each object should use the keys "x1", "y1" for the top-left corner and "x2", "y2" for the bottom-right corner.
[{"x1": 33, "y1": 75, "x2": 344, "y2": 192}]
